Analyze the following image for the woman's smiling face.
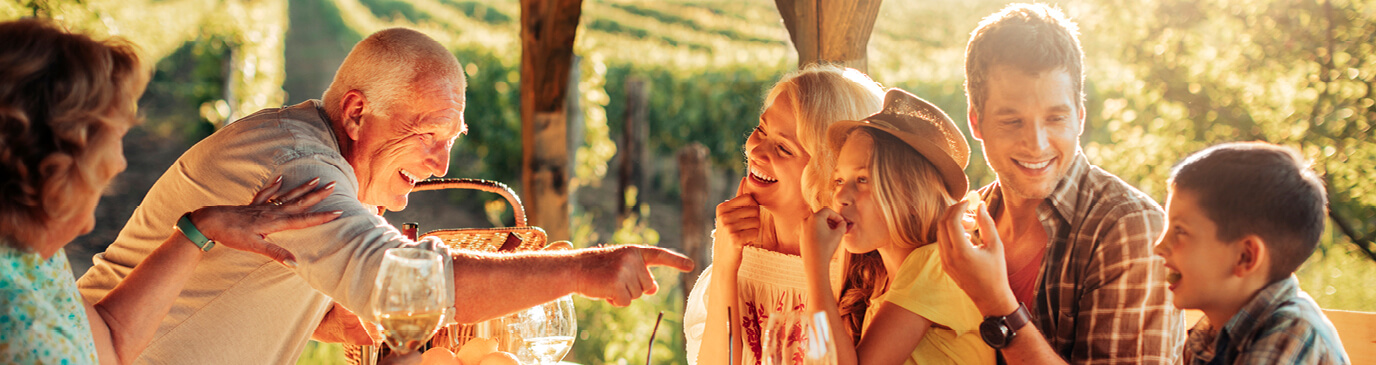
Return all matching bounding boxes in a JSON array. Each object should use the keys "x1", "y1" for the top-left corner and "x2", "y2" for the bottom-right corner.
[{"x1": 743, "y1": 91, "x2": 812, "y2": 217}]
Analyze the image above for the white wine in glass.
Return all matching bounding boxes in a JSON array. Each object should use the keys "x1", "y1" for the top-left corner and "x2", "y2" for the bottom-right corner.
[
  {"x1": 377, "y1": 310, "x2": 445, "y2": 353},
  {"x1": 511, "y1": 295, "x2": 577, "y2": 364},
  {"x1": 371, "y1": 247, "x2": 447, "y2": 355}
]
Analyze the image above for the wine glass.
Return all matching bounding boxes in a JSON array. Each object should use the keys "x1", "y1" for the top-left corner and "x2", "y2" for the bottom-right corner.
[
  {"x1": 509, "y1": 295, "x2": 577, "y2": 364},
  {"x1": 763, "y1": 310, "x2": 836, "y2": 365},
  {"x1": 371, "y1": 247, "x2": 448, "y2": 355},
  {"x1": 761, "y1": 310, "x2": 799, "y2": 365},
  {"x1": 800, "y1": 311, "x2": 837, "y2": 365}
]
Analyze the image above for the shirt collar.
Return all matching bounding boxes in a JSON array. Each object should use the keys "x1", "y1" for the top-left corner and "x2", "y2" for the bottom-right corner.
[
  {"x1": 1043, "y1": 152, "x2": 1090, "y2": 224},
  {"x1": 1219, "y1": 276, "x2": 1301, "y2": 344},
  {"x1": 308, "y1": 99, "x2": 344, "y2": 155},
  {"x1": 980, "y1": 151, "x2": 1091, "y2": 227}
]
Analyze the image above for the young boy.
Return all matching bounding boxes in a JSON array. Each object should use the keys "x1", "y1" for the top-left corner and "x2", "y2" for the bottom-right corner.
[{"x1": 1154, "y1": 141, "x2": 1350, "y2": 364}]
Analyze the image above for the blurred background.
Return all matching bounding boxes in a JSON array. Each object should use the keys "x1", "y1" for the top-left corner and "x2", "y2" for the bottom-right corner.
[{"x1": 4, "y1": 0, "x2": 1374, "y2": 363}]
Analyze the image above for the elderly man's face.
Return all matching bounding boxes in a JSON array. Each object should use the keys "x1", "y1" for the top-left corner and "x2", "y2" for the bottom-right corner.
[{"x1": 352, "y1": 80, "x2": 466, "y2": 211}]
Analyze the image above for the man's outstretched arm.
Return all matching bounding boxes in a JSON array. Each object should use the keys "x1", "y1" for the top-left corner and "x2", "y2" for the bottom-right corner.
[{"x1": 448, "y1": 244, "x2": 695, "y2": 323}]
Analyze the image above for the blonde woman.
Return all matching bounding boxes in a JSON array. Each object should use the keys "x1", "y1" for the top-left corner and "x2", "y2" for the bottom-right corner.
[
  {"x1": 684, "y1": 64, "x2": 883, "y2": 365},
  {"x1": 801, "y1": 89, "x2": 991, "y2": 364}
]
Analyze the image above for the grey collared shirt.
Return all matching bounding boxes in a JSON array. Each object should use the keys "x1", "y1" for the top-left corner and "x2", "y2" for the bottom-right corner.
[{"x1": 77, "y1": 100, "x2": 410, "y2": 364}]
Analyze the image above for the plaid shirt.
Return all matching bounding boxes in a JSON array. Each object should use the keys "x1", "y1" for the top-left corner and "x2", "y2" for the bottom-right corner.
[
  {"x1": 1185, "y1": 276, "x2": 1350, "y2": 365},
  {"x1": 979, "y1": 153, "x2": 1186, "y2": 364}
]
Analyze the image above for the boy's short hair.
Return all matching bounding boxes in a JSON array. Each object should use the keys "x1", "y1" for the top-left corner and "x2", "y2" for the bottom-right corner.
[
  {"x1": 1169, "y1": 142, "x2": 1328, "y2": 282},
  {"x1": 964, "y1": 3, "x2": 1084, "y2": 115}
]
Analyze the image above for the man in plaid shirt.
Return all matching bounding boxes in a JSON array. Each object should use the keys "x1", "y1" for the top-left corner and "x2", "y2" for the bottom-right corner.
[{"x1": 934, "y1": 3, "x2": 1186, "y2": 364}]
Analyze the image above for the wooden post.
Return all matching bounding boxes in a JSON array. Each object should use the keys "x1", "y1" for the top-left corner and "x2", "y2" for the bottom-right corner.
[
  {"x1": 678, "y1": 143, "x2": 710, "y2": 298},
  {"x1": 565, "y1": 56, "x2": 583, "y2": 212},
  {"x1": 520, "y1": 0, "x2": 584, "y2": 241},
  {"x1": 619, "y1": 77, "x2": 649, "y2": 220},
  {"x1": 774, "y1": 0, "x2": 884, "y2": 72}
]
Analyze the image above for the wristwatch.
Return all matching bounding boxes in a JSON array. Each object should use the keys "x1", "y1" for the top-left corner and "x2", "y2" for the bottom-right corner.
[
  {"x1": 980, "y1": 302, "x2": 1031, "y2": 349},
  {"x1": 175, "y1": 213, "x2": 216, "y2": 252}
]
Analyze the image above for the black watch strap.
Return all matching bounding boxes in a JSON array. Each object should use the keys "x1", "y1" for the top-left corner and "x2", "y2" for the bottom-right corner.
[
  {"x1": 1004, "y1": 302, "x2": 1032, "y2": 332},
  {"x1": 980, "y1": 302, "x2": 1032, "y2": 349}
]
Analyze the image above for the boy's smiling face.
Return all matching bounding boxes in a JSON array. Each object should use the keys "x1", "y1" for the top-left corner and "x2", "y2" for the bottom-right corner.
[{"x1": 1153, "y1": 187, "x2": 1246, "y2": 311}]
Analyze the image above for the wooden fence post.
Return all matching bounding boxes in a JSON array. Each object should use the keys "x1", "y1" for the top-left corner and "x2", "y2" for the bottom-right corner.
[
  {"x1": 678, "y1": 143, "x2": 710, "y2": 298},
  {"x1": 565, "y1": 56, "x2": 583, "y2": 212},
  {"x1": 618, "y1": 77, "x2": 649, "y2": 221}
]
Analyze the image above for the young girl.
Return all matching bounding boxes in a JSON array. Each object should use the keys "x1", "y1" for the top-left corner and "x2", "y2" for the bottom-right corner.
[
  {"x1": 801, "y1": 89, "x2": 993, "y2": 364},
  {"x1": 684, "y1": 65, "x2": 884, "y2": 365}
]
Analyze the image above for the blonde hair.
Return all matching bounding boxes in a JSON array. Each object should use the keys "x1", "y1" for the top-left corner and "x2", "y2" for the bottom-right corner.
[
  {"x1": 866, "y1": 128, "x2": 954, "y2": 248},
  {"x1": 322, "y1": 28, "x2": 465, "y2": 121},
  {"x1": 762, "y1": 64, "x2": 884, "y2": 211},
  {"x1": 0, "y1": 19, "x2": 147, "y2": 246},
  {"x1": 835, "y1": 127, "x2": 954, "y2": 341}
]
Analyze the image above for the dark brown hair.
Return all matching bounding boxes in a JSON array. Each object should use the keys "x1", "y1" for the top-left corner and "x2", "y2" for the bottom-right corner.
[
  {"x1": 0, "y1": 19, "x2": 146, "y2": 243},
  {"x1": 964, "y1": 3, "x2": 1084, "y2": 115},
  {"x1": 1169, "y1": 142, "x2": 1328, "y2": 282}
]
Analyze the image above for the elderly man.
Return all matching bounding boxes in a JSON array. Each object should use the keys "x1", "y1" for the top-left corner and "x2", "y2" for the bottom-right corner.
[
  {"x1": 934, "y1": 4, "x2": 1185, "y2": 364},
  {"x1": 77, "y1": 28, "x2": 693, "y2": 363}
]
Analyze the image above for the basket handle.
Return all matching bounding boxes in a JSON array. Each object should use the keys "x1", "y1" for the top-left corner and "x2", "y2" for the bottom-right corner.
[{"x1": 411, "y1": 178, "x2": 527, "y2": 227}]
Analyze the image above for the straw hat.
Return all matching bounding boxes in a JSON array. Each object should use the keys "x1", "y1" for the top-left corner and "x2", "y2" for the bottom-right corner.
[{"x1": 827, "y1": 88, "x2": 971, "y2": 197}]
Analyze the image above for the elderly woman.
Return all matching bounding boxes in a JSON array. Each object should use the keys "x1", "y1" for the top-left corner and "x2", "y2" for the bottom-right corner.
[{"x1": 0, "y1": 19, "x2": 384, "y2": 364}]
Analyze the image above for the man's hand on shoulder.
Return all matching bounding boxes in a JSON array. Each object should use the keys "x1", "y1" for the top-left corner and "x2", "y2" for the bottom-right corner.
[{"x1": 573, "y1": 245, "x2": 695, "y2": 307}]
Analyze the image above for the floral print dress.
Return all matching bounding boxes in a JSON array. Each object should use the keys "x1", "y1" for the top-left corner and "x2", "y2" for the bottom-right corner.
[
  {"x1": 737, "y1": 246, "x2": 841, "y2": 365},
  {"x1": 0, "y1": 242, "x2": 99, "y2": 364}
]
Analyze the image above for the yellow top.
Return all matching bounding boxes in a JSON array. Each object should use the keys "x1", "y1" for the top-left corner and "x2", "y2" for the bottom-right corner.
[{"x1": 863, "y1": 244, "x2": 995, "y2": 365}]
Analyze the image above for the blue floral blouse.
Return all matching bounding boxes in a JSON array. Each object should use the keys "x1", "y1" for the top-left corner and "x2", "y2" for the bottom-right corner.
[{"x1": 0, "y1": 242, "x2": 98, "y2": 364}]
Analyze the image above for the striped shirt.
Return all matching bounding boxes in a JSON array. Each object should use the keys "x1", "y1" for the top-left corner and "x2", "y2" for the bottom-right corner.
[
  {"x1": 978, "y1": 153, "x2": 1186, "y2": 364},
  {"x1": 1185, "y1": 276, "x2": 1349, "y2": 365}
]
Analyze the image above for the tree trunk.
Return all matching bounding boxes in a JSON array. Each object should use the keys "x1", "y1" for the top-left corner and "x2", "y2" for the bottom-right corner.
[{"x1": 520, "y1": 0, "x2": 584, "y2": 241}]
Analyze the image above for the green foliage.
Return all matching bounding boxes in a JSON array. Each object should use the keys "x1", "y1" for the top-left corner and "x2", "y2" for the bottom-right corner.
[
  {"x1": 1079, "y1": 0, "x2": 1376, "y2": 263},
  {"x1": 295, "y1": 341, "x2": 345, "y2": 365},
  {"x1": 606, "y1": 3, "x2": 785, "y2": 46},
  {"x1": 451, "y1": 48, "x2": 523, "y2": 184},
  {"x1": 358, "y1": 0, "x2": 431, "y2": 23},
  {"x1": 138, "y1": 36, "x2": 231, "y2": 143},
  {"x1": 1298, "y1": 237, "x2": 1376, "y2": 311},
  {"x1": 569, "y1": 213, "x2": 682, "y2": 365},
  {"x1": 602, "y1": 64, "x2": 788, "y2": 171},
  {"x1": 572, "y1": 52, "x2": 618, "y2": 189},
  {"x1": 438, "y1": 0, "x2": 512, "y2": 25}
]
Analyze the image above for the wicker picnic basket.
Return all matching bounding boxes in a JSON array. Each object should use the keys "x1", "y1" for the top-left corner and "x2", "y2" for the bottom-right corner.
[{"x1": 345, "y1": 178, "x2": 548, "y2": 364}]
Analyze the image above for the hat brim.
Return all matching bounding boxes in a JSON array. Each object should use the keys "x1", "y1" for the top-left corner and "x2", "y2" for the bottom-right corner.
[{"x1": 827, "y1": 120, "x2": 969, "y2": 198}]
